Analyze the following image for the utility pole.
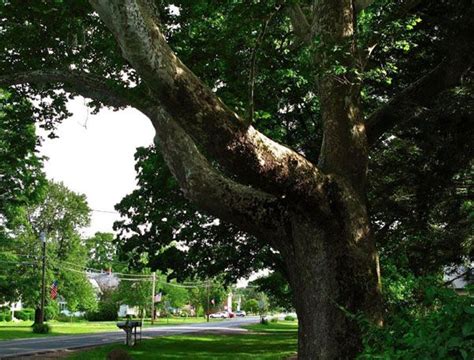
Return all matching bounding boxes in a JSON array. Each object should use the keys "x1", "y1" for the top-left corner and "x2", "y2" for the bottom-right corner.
[
  {"x1": 39, "y1": 231, "x2": 46, "y2": 325},
  {"x1": 206, "y1": 279, "x2": 210, "y2": 323},
  {"x1": 151, "y1": 272, "x2": 156, "y2": 325}
]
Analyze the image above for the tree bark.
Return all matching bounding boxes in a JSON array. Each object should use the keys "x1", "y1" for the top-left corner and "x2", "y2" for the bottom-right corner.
[
  {"x1": 283, "y1": 184, "x2": 382, "y2": 359},
  {"x1": 33, "y1": 307, "x2": 42, "y2": 326}
]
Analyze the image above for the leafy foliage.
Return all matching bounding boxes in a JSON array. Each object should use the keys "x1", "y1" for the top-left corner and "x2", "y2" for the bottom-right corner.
[
  {"x1": 85, "y1": 289, "x2": 119, "y2": 322},
  {"x1": 0, "y1": 89, "x2": 45, "y2": 220},
  {"x1": 360, "y1": 279, "x2": 474, "y2": 359},
  {"x1": 86, "y1": 232, "x2": 118, "y2": 271},
  {"x1": 114, "y1": 146, "x2": 279, "y2": 283},
  {"x1": 32, "y1": 323, "x2": 50, "y2": 334},
  {"x1": 1, "y1": 180, "x2": 96, "y2": 312}
]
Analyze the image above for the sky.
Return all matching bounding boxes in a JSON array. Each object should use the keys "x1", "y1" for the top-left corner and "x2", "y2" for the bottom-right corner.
[{"x1": 38, "y1": 97, "x2": 155, "y2": 236}]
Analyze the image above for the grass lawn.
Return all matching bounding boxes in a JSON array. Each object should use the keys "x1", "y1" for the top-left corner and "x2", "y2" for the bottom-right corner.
[
  {"x1": 0, "y1": 317, "x2": 217, "y2": 341},
  {"x1": 67, "y1": 321, "x2": 298, "y2": 360}
]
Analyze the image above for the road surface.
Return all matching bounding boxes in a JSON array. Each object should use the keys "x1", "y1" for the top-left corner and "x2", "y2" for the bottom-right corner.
[{"x1": 0, "y1": 316, "x2": 260, "y2": 359}]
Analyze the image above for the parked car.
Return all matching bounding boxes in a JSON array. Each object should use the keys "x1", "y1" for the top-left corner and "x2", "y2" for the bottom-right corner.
[
  {"x1": 210, "y1": 312, "x2": 229, "y2": 318},
  {"x1": 235, "y1": 310, "x2": 246, "y2": 317}
]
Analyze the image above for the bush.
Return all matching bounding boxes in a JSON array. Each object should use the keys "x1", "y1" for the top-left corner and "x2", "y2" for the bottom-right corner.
[
  {"x1": 15, "y1": 309, "x2": 35, "y2": 321},
  {"x1": 1, "y1": 311, "x2": 12, "y2": 322},
  {"x1": 45, "y1": 304, "x2": 59, "y2": 321},
  {"x1": 284, "y1": 315, "x2": 295, "y2": 321},
  {"x1": 244, "y1": 299, "x2": 259, "y2": 314},
  {"x1": 360, "y1": 281, "x2": 474, "y2": 360},
  {"x1": 32, "y1": 323, "x2": 50, "y2": 334},
  {"x1": 270, "y1": 317, "x2": 279, "y2": 323},
  {"x1": 56, "y1": 314, "x2": 85, "y2": 322},
  {"x1": 86, "y1": 298, "x2": 118, "y2": 321}
]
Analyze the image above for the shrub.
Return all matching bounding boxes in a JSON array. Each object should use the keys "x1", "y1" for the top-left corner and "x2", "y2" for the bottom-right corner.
[
  {"x1": 244, "y1": 299, "x2": 259, "y2": 314},
  {"x1": 1, "y1": 311, "x2": 12, "y2": 322},
  {"x1": 86, "y1": 298, "x2": 118, "y2": 321},
  {"x1": 32, "y1": 323, "x2": 50, "y2": 334},
  {"x1": 56, "y1": 314, "x2": 85, "y2": 322},
  {"x1": 270, "y1": 317, "x2": 279, "y2": 323},
  {"x1": 15, "y1": 309, "x2": 35, "y2": 321},
  {"x1": 360, "y1": 280, "x2": 474, "y2": 360},
  {"x1": 45, "y1": 304, "x2": 59, "y2": 321},
  {"x1": 284, "y1": 315, "x2": 295, "y2": 321},
  {"x1": 14, "y1": 311, "x2": 28, "y2": 321},
  {"x1": 260, "y1": 317, "x2": 269, "y2": 325}
]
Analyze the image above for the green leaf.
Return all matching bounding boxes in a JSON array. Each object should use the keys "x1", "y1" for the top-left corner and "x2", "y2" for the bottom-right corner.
[{"x1": 464, "y1": 306, "x2": 474, "y2": 315}]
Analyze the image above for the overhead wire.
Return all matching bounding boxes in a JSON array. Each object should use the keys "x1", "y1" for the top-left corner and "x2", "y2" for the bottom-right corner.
[{"x1": 4, "y1": 252, "x2": 232, "y2": 289}]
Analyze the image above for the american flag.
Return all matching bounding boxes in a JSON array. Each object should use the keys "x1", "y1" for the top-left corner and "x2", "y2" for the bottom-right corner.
[{"x1": 50, "y1": 280, "x2": 58, "y2": 300}]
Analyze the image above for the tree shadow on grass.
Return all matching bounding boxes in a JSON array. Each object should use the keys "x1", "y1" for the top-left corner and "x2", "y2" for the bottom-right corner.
[{"x1": 68, "y1": 332, "x2": 298, "y2": 360}]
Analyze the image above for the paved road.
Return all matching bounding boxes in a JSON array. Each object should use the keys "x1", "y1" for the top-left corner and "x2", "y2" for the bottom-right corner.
[{"x1": 0, "y1": 317, "x2": 260, "y2": 359}]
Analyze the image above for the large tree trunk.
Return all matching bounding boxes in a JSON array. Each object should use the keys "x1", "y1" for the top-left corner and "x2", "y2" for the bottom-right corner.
[{"x1": 283, "y1": 191, "x2": 382, "y2": 359}]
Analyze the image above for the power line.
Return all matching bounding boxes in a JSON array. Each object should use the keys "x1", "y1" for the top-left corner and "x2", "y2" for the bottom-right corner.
[
  {"x1": 90, "y1": 209, "x2": 120, "y2": 214},
  {"x1": 56, "y1": 260, "x2": 153, "y2": 278}
]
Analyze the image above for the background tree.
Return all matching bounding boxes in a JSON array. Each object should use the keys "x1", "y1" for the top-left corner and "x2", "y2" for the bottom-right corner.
[
  {"x1": 243, "y1": 299, "x2": 259, "y2": 315},
  {"x1": 251, "y1": 272, "x2": 294, "y2": 312},
  {"x1": 3, "y1": 180, "x2": 96, "y2": 319},
  {"x1": 116, "y1": 272, "x2": 152, "y2": 318},
  {"x1": 158, "y1": 281, "x2": 189, "y2": 311},
  {"x1": 114, "y1": 146, "x2": 279, "y2": 283},
  {"x1": 0, "y1": 88, "x2": 46, "y2": 303},
  {"x1": 86, "y1": 232, "x2": 119, "y2": 271}
]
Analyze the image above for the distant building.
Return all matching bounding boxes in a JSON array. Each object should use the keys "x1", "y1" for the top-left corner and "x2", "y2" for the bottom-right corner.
[{"x1": 118, "y1": 304, "x2": 139, "y2": 317}]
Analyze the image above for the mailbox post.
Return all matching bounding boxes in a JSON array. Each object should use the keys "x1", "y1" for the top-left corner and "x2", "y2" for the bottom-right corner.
[{"x1": 116, "y1": 319, "x2": 142, "y2": 346}]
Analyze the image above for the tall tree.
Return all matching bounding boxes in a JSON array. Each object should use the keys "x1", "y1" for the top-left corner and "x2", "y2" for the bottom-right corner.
[
  {"x1": 86, "y1": 232, "x2": 119, "y2": 271},
  {"x1": 1, "y1": 1, "x2": 472, "y2": 357},
  {"x1": 0, "y1": 88, "x2": 46, "y2": 303},
  {"x1": 4, "y1": 181, "x2": 95, "y2": 317}
]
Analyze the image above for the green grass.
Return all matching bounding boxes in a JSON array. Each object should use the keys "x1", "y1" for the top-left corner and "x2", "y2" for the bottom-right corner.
[
  {"x1": 67, "y1": 321, "x2": 298, "y2": 359},
  {"x1": 0, "y1": 317, "x2": 217, "y2": 341}
]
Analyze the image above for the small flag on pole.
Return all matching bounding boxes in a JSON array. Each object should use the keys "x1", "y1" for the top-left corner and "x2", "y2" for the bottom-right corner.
[
  {"x1": 154, "y1": 292, "x2": 162, "y2": 303},
  {"x1": 50, "y1": 280, "x2": 58, "y2": 300}
]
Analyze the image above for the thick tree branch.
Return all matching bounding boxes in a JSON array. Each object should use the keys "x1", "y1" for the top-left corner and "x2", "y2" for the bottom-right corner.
[
  {"x1": 0, "y1": 69, "x2": 142, "y2": 110},
  {"x1": 287, "y1": 3, "x2": 313, "y2": 44},
  {"x1": 149, "y1": 106, "x2": 287, "y2": 247},
  {"x1": 89, "y1": 0, "x2": 330, "y2": 208},
  {"x1": 366, "y1": 54, "x2": 473, "y2": 145},
  {"x1": 315, "y1": 0, "x2": 370, "y2": 195}
]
